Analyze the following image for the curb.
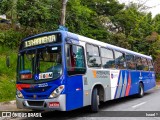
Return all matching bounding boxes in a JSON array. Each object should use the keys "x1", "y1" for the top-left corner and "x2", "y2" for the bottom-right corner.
[{"x1": 0, "y1": 100, "x2": 16, "y2": 105}]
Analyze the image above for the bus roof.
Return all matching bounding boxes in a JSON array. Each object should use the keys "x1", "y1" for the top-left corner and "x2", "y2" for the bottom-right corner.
[{"x1": 66, "y1": 31, "x2": 152, "y2": 60}]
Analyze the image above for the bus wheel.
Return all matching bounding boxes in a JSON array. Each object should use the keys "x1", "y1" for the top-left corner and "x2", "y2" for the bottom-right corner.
[
  {"x1": 138, "y1": 83, "x2": 144, "y2": 98},
  {"x1": 91, "y1": 88, "x2": 99, "y2": 112}
]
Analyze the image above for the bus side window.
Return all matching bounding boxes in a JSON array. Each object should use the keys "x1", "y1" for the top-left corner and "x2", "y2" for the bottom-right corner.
[
  {"x1": 66, "y1": 44, "x2": 86, "y2": 75},
  {"x1": 141, "y1": 58, "x2": 149, "y2": 71},
  {"x1": 126, "y1": 54, "x2": 136, "y2": 70},
  {"x1": 101, "y1": 47, "x2": 115, "y2": 69},
  {"x1": 114, "y1": 51, "x2": 126, "y2": 69},
  {"x1": 86, "y1": 44, "x2": 101, "y2": 68},
  {"x1": 135, "y1": 56, "x2": 143, "y2": 70},
  {"x1": 148, "y1": 59, "x2": 154, "y2": 71}
]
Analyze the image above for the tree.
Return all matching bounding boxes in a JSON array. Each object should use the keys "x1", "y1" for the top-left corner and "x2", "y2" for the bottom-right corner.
[
  {"x1": 16, "y1": 0, "x2": 59, "y2": 31},
  {"x1": 109, "y1": 2, "x2": 155, "y2": 53},
  {"x1": 0, "y1": 0, "x2": 13, "y2": 14},
  {"x1": 110, "y1": 33, "x2": 131, "y2": 49},
  {"x1": 65, "y1": 0, "x2": 110, "y2": 41},
  {"x1": 0, "y1": 0, "x2": 17, "y2": 24},
  {"x1": 152, "y1": 14, "x2": 160, "y2": 34},
  {"x1": 81, "y1": 0, "x2": 124, "y2": 16}
]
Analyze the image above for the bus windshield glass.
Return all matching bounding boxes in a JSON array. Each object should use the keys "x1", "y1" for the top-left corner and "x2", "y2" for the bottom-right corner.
[{"x1": 17, "y1": 46, "x2": 62, "y2": 83}]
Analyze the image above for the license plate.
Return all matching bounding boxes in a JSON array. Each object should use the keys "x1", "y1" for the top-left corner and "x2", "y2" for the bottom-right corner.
[{"x1": 49, "y1": 102, "x2": 60, "y2": 108}]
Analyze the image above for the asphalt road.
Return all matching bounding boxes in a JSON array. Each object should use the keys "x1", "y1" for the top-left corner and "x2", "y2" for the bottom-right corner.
[{"x1": 1, "y1": 87, "x2": 160, "y2": 120}]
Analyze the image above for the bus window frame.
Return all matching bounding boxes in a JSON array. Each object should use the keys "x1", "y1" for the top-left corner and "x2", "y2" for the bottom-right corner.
[
  {"x1": 100, "y1": 47, "x2": 115, "y2": 69},
  {"x1": 147, "y1": 59, "x2": 154, "y2": 71},
  {"x1": 141, "y1": 57, "x2": 149, "y2": 71},
  {"x1": 114, "y1": 50, "x2": 127, "y2": 70},
  {"x1": 65, "y1": 43, "x2": 86, "y2": 76},
  {"x1": 125, "y1": 53, "x2": 136, "y2": 70},
  {"x1": 135, "y1": 56, "x2": 142, "y2": 71},
  {"x1": 86, "y1": 43, "x2": 102, "y2": 68}
]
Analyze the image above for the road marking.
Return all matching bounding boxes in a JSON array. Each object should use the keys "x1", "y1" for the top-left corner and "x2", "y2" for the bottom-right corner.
[{"x1": 132, "y1": 102, "x2": 146, "y2": 108}]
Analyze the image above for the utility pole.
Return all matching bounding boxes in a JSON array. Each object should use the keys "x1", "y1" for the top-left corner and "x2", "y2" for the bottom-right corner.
[{"x1": 60, "y1": 0, "x2": 68, "y2": 26}]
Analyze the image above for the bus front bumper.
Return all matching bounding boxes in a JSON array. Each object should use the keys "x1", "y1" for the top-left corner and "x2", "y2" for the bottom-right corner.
[{"x1": 16, "y1": 94, "x2": 66, "y2": 111}]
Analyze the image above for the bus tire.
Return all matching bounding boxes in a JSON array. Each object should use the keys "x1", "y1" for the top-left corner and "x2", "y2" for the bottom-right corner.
[
  {"x1": 138, "y1": 83, "x2": 144, "y2": 98},
  {"x1": 91, "y1": 88, "x2": 99, "y2": 112}
]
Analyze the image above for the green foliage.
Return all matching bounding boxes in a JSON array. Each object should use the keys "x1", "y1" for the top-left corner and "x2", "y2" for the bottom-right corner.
[
  {"x1": 82, "y1": 0, "x2": 124, "y2": 16},
  {"x1": 0, "y1": 46, "x2": 17, "y2": 102},
  {"x1": 154, "y1": 54, "x2": 160, "y2": 80},
  {"x1": 66, "y1": 0, "x2": 111, "y2": 40},
  {"x1": 0, "y1": 0, "x2": 13, "y2": 14},
  {"x1": 66, "y1": 0, "x2": 94, "y2": 33},
  {"x1": 0, "y1": 23, "x2": 41, "y2": 48},
  {"x1": 17, "y1": 0, "x2": 50, "y2": 28},
  {"x1": 152, "y1": 14, "x2": 160, "y2": 34},
  {"x1": 0, "y1": 29, "x2": 22, "y2": 48},
  {"x1": 110, "y1": 33, "x2": 131, "y2": 49}
]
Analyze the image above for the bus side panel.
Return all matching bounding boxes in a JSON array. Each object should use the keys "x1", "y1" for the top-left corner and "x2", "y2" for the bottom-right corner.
[
  {"x1": 149, "y1": 71, "x2": 156, "y2": 89},
  {"x1": 115, "y1": 70, "x2": 126, "y2": 99},
  {"x1": 110, "y1": 70, "x2": 120, "y2": 100},
  {"x1": 114, "y1": 70, "x2": 139, "y2": 98},
  {"x1": 83, "y1": 69, "x2": 111, "y2": 106},
  {"x1": 143, "y1": 71, "x2": 156, "y2": 91},
  {"x1": 66, "y1": 75, "x2": 83, "y2": 111},
  {"x1": 128, "y1": 71, "x2": 139, "y2": 95},
  {"x1": 141, "y1": 71, "x2": 151, "y2": 91},
  {"x1": 129, "y1": 71, "x2": 155, "y2": 95},
  {"x1": 114, "y1": 70, "x2": 138, "y2": 98},
  {"x1": 119, "y1": 70, "x2": 129, "y2": 98}
]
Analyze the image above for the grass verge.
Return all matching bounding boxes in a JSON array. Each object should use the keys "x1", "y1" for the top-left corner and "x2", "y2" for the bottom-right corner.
[{"x1": 0, "y1": 46, "x2": 17, "y2": 102}]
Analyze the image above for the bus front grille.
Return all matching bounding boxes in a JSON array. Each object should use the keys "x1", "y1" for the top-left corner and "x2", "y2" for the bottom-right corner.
[
  {"x1": 26, "y1": 95, "x2": 48, "y2": 99},
  {"x1": 27, "y1": 101, "x2": 44, "y2": 107}
]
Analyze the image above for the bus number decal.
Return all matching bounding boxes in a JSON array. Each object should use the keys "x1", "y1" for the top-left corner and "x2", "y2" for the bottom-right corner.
[{"x1": 38, "y1": 83, "x2": 48, "y2": 88}]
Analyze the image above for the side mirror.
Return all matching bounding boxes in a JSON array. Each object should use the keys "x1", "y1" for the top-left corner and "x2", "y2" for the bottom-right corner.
[{"x1": 6, "y1": 55, "x2": 10, "y2": 68}]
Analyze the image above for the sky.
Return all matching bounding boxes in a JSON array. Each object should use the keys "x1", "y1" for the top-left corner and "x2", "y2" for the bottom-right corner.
[{"x1": 118, "y1": 0, "x2": 160, "y2": 17}]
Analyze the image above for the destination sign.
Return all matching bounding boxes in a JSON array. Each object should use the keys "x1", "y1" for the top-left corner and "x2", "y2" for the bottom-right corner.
[{"x1": 24, "y1": 35, "x2": 56, "y2": 48}]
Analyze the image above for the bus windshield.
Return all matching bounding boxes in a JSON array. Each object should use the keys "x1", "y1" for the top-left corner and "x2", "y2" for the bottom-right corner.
[{"x1": 17, "y1": 46, "x2": 62, "y2": 83}]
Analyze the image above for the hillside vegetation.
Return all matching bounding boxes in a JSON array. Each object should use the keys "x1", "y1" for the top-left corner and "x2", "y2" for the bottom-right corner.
[{"x1": 0, "y1": 46, "x2": 17, "y2": 102}]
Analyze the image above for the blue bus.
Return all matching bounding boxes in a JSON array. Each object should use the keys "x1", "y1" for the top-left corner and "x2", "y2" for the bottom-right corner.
[{"x1": 16, "y1": 31, "x2": 156, "y2": 112}]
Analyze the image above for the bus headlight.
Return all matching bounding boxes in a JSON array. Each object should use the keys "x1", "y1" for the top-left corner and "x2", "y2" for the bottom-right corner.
[
  {"x1": 16, "y1": 89, "x2": 24, "y2": 98},
  {"x1": 49, "y1": 85, "x2": 65, "y2": 98}
]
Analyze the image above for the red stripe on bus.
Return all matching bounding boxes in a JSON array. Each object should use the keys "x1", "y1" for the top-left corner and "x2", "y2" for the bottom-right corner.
[
  {"x1": 125, "y1": 73, "x2": 131, "y2": 96},
  {"x1": 16, "y1": 84, "x2": 31, "y2": 90}
]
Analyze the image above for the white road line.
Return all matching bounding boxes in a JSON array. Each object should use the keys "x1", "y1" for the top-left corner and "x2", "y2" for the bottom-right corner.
[{"x1": 132, "y1": 102, "x2": 147, "y2": 108}]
